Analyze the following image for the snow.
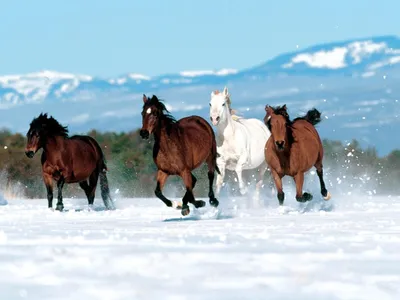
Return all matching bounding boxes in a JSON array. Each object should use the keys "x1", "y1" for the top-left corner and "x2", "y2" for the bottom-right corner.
[
  {"x1": 283, "y1": 47, "x2": 348, "y2": 69},
  {"x1": 368, "y1": 56, "x2": 400, "y2": 70},
  {"x1": 0, "y1": 194, "x2": 399, "y2": 299},
  {"x1": 283, "y1": 40, "x2": 399, "y2": 70},
  {"x1": 127, "y1": 73, "x2": 151, "y2": 81},
  {"x1": 0, "y1": 70, "x2": 92, "y2": 103},
  {"x1": 179, "y1": 68, "x2": 238, "y2": 77}
]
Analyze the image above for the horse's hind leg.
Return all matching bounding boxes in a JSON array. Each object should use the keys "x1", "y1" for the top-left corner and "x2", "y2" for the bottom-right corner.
[
  {"x1": 315, "y1": 161, "x2": 331, "y2": 200},
  {"x1": 155, "y1": 170, "x2": 182, "y2": 209},
  {"x1": 85, "y1": 171, "x2": 99, "y2": 207},
  {"x1": 79, "y1": 180, "x2": 93, "y2": 205},
  {"x1": 255, "y1": 162, "x2": 271, "y2": 199},
  {"x1": 294, "y1": 172, "x2": 313, "y2": 203},
  {"x1": 206, "y1": 154, "x2": 219, "y2": 207},
  {"x1": 56, "y1": 178, "x2": 65, "y2": 211}
]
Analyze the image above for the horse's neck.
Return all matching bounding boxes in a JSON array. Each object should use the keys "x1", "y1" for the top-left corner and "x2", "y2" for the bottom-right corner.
[
  {"x1": 43, "y1": 136, "x2": 66, "y2": 152},
  {"x1": 153, "y1": 120, "x2": 178, "y2": 151},
  {"x1": 216, "y1": 112, "x2": 235, "y2": 138}
]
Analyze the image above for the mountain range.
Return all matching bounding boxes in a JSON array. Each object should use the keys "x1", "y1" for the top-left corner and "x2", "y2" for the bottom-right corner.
[{"x1": 1, "y1": 35, "x2": 399, "y2": 155}]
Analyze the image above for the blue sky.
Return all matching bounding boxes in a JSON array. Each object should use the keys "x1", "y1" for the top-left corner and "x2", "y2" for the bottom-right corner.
[{"x1": 0, "y1": 0, "x2": 398, "y2": 77}]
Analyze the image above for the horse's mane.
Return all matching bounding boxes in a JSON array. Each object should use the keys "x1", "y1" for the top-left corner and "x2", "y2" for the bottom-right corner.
[
  {"x1": 269, "y1": 105, "x2": 291, "y2": 124},
  {"x1": 145, "y1": 95, "x2": 177, "y2": 125},
  {"x1": 269, "y1": 106, "x2": 322, "y2": 127},
  {"x1": 30, "y1": 113, "x2": 69, "y2": 138}
]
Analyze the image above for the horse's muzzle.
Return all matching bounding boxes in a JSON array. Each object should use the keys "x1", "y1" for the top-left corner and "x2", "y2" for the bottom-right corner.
[
  {"x1": 140, "y1": 129, "x2": 149, "y2": 139},
  {"x1": 210, "y1": 116, "x2": 220, "y2": 126},
  {"x1": 25, "y1": 150, "x2": 35, "y2": 158}
]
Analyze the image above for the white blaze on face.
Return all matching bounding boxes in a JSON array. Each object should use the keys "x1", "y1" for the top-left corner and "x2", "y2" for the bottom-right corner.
[{"x1": 146, "y1": 107, "x2": 151, "y2": 114}]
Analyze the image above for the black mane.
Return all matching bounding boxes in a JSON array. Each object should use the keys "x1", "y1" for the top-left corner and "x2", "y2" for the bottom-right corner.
[
  {"x1": 29, "y1": 113, "x2": 69, "y2": 138},
  {"x1": 269, "y1": 105, "x2": 322, "y2": 127},
  {"x1": 144, "y1": 95, "x2": 177, "y2": 125},
  {"x1": 267, "y1": 105, "x2": 292, "y2": 127}
]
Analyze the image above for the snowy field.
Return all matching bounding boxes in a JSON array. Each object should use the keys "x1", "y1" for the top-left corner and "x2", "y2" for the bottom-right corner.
[{"x1": 0, "y1": 193, "x2": 400, "y2": 300}]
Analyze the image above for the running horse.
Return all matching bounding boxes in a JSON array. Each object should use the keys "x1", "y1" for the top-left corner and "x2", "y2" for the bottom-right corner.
[
  {"x1": 209, "y1": 86, "x2": 271, "y2": 199},
  {"x1": 263, "y1": 104, "x2": 331, "y2": 206},
  {"x1": 25, "y1": 113, "x2": 115, "y2": 211},
  {"x1": 140, "y1": 94, "x2": 220, "y2": 216}
]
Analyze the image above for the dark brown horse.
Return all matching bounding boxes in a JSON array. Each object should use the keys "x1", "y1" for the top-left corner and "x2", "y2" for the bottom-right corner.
[
  {"x1": 25, "y1": 113, "x2": 115, "y2": 211},
  {"x1": 263, "y1": 104, "x2": 331, "y2": 206},
  {"x1": 140, "y1": 94, "x2": 220, "y2": 216}
]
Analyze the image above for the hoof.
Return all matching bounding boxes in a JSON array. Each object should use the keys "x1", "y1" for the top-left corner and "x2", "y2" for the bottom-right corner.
[
  {"x1": 194, "y1": 200, "x2": 206, "y2": 208},
  {"x1": 181, "y1": 205, "x2": 190, "y2": 216},
  {"x1": 171, "y1": 200, "x2": 183, "y2": 210},
  {"x1": 303, "y1": 192, "x2": 313, "y2": 201},
  {"x1": 210, "y1": 198, "x2": 219, "y2": 207},
  {"x1": 239, "y1": 187, "x2": 247, "y2": 195},
  {"x1": 323, "y1": 191, "x2": 331, "y2": 201},
  {"x1": 296, "y1": 193, "x2": 313, "y2": 203},
  {"x1": 55, "y1": 205, "x2": 64, "y2": 211}
]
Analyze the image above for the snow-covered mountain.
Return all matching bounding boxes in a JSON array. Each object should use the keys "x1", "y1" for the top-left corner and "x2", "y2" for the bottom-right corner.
[{"x1": 1, "y1": 35, "x2": 399, "y2": 155}]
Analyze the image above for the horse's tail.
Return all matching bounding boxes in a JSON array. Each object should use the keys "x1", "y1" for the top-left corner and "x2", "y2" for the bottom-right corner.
[
  {"x1": 303, "y1": 108, "x2": 322, "y2": 126},
  {"x1": 99, "y1": 169, "x2": 116, "y2": 210},
  {"x1": 92, "y1": 139, "x2": 116, "y2": 210}
]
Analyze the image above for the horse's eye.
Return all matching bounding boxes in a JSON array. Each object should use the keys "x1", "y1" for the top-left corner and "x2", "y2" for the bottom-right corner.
[
  {"x1": 209, "y1": 103, "x2": 211, "y2": 107},
  {"x1": 222, "y1": 103, "x2": 225, "y2": 106}
]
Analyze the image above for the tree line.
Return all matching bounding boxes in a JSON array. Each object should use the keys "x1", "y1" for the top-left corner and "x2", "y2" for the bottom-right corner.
[{"x1": 0, "y1": 129, "x2": 398, "y2": 199}]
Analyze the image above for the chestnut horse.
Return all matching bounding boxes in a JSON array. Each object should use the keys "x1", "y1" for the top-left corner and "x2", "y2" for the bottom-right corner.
[
  {"x1": 139, "y1": 94, "x2": 220, "y2": 216},
  {"x1": 25, "y1": 113, "x2": 115, "y2": 211},
  {"x1": 263, "y1": 105, "x2": 331, "y2": 206}
]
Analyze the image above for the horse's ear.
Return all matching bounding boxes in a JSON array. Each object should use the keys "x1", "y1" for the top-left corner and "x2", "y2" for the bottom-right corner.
[
  {"x1": 282, "y1": 104, "x2": 287, "y2": 110},
  {"x1": 265, "y1": 105, "x2": 274, "y2": 117},
  {"x1": 143, "y1": 94, "x2": 148, "y2": 103},
  {"x1": 223, "y1": 86, "x2": 229, "y2": 96}
]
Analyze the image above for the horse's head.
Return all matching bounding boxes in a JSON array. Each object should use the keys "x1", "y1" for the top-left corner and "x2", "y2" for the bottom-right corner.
[
  {"x1": 264, "y1": 104, "x2": 290, "y2": 152},
  {"x1": 140, "y1": 94, "x2": 174, "y2": 139},
  {"x1": 25, "y1": 113, "x2": 69, "y2": 158},
  {"x1": 209, "y1": 86, "x2": 231, "y2": 126}
]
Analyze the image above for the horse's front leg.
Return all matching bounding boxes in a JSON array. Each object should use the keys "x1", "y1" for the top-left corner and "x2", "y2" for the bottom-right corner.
[
  {"x1": 270, "y1": 168, "x2": 285, "y2": 206},
  {"x1": 235, "y1": 153, "x2": 249, "y2": 195},
  {"x1": 215, "y1": 156, "x2": 226, "y2": 196},
  {"x1": 43, "y1": 173, "x2": 54, "y2": 209},
  {"x1": 293, "y1": 172, "x2": 313, "y2": 203},
  {"x1": 56, "y1": 178, "x2": 65, "y2": 211},
  {"x1": 154, "y1": 170, "x2": 182, "y2": 209}
]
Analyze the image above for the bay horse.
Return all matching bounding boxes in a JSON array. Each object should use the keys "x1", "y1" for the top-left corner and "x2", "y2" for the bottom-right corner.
[
  {"x1": 263, "y1": 104, "x2": 331, "y2": 206},
  {"x1": 209, "y1": 86, "x2": 271, "y2": 199},
  {"x1": 25, "y1": 113, "x2": 115, "y2": 211},
  {"x1": 140, "y1": 94, "x2": 219, "y2": 216}
]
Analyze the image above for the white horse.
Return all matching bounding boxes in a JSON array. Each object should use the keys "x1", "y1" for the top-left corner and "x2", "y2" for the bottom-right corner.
[{"x1": 209, "y1": 87, "x2": 271, "y2": 199}]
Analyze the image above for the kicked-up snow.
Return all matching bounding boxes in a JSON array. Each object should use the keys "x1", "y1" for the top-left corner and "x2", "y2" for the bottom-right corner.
[{"x1": 0, "y1": 194, "x2": 399, "y2": 300}]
